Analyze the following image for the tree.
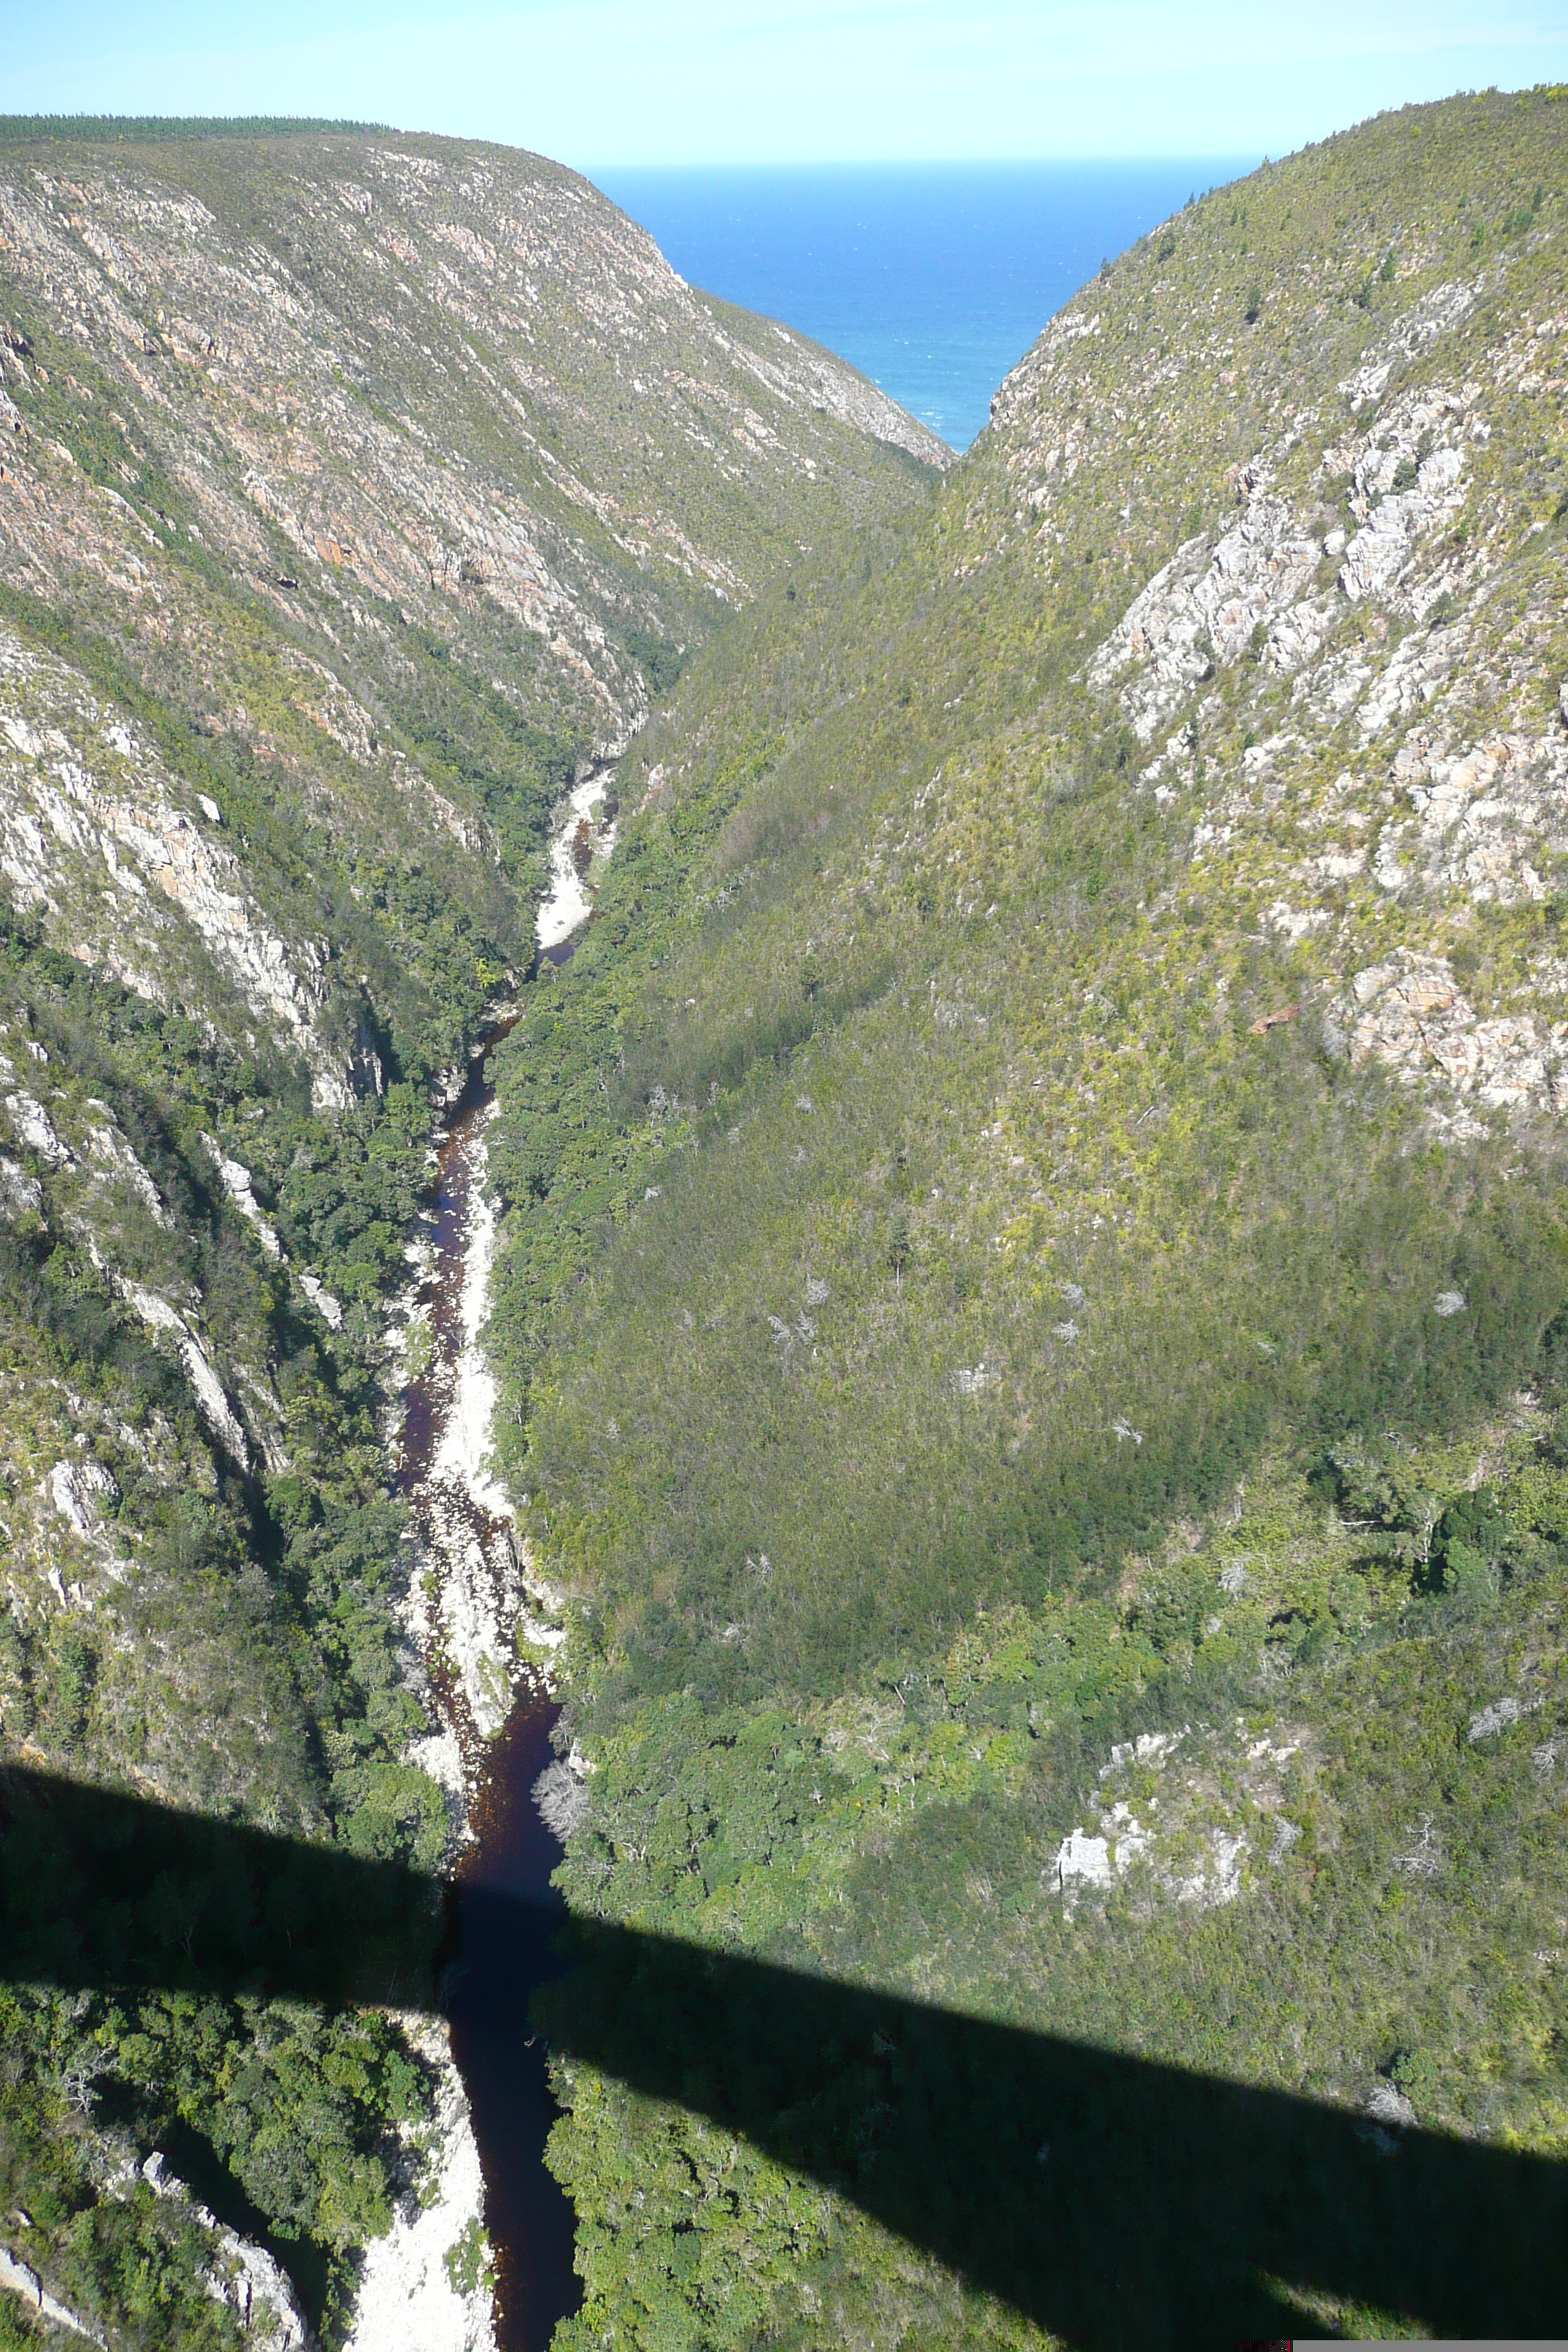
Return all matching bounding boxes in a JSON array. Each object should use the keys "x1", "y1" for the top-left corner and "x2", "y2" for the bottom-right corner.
[{"x1": 886, "y1": 1207, "x2": 912, "y2": 1295}]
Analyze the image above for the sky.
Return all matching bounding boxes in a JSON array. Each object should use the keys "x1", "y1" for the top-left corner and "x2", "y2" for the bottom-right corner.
[{"x1": 1, "y1": 0, "x2": 1565, "y2": 167}]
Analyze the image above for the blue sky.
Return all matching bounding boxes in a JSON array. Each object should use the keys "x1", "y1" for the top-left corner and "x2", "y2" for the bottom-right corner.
[{"x1": 1, "y1": 0, "x2": 1565, "y2": 166}]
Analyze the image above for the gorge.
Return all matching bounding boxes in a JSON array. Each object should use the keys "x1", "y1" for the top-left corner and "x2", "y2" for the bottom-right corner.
[
  {"x1": 4, "y1": 87, "x2": 1568, "y2": 2352},
  {"x1": 354, "y1": 794, "x2": 614, "y2": 2352}
]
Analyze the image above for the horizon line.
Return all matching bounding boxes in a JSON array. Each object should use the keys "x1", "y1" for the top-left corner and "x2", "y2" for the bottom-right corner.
[{"x1": 580, "y1": 152, "x2": 1262, "y2": 170}]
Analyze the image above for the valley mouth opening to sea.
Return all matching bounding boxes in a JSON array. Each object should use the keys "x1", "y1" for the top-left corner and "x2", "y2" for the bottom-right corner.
[{"x1": 589, "y1": 159, "x2": 1254, "y2": 448}]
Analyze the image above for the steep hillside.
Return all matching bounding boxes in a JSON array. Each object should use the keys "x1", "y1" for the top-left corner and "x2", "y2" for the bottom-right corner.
[
  {"x1": 0, "y1": 119, "x2": 941, "y2": 1099},
  {"x1": 486, "y1": 88, "x2": 1568, "y2": 2346},
  {"x1": 0, "y1": 121, "x2": 939, "y2": 2348}
]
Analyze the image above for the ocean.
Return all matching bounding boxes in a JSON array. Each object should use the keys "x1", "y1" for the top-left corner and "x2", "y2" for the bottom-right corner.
[{"x1": 589, "y1": 161, "x2": 1255, "y2": 451}]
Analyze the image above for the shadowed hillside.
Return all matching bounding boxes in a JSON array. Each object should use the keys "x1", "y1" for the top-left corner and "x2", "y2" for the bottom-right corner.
[{"x1": 1, "y1": 1761, "x2": 1565, "y2": 2351}]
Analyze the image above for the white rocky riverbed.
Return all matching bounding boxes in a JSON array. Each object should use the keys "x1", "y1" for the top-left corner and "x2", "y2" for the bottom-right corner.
[
  {"x1": 537, "y1": 764, "x2": 618, "y2": 954},
  {"x1": 345, "y1": 1104, "x2": 513, "y2": 2352},
  {"x1": 344, "y1": 2017, "x2": 497, "y2": 2352},
  {"x1": 344, "y1": 764, "x2": 612, "y2": 2351}
]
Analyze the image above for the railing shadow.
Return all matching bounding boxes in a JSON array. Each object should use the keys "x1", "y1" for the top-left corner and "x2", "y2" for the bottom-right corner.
[{"x1": 4, "y1": 1763, "x2": 1565, "y2": 2349}]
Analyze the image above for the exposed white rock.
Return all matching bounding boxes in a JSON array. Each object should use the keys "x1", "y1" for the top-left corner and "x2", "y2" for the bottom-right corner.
[
  {"x1": 1164, "y1": 1828, "x2": 1248, "y2": 1908},
  {"x1": 1292, "y1": 646, "x2": 1374, "y2": 725},
  {"x1": 1339, "y1": 416, "x2": 1467, "y2": 606},
  {"x1": 1262, "y1": 898, "x2": 1330, "y2": 943},
  {"x1": 1391, "y1": 727, "x2": 1564, "y2": 908},
  {"x1": 343, "y1": 2026, "x2": 497, "y2": 2352},
  {"x1": 1, "y1": 1081, "x2": 178, "y2": 1232},
  {"x1": 0, "y1": 1155, "x2": 41, "y2": 1213},
  {"x1": 1052, "y1": 1826, "x2": 1121, "y2": 1915},
  {"x1": 1326, "y1": 949, "x2": 1568, "y2": 1119},
  {"x1": 1336, "y1": 279, "x2": 1477, "y2": 407},
  {"x1": 1089, "y1": 474, "x2": 1319, "y2": 741},
  {"x1": 347, "y1": 1104, "x2": 538, "y2": 2350},
  {"x1": 119, "y1": 1281, "x2": 250, "y2": 1467},
  {"x1": 433, "y1": 1139, "x2": 509, "y2": 1520},
  {"x1": 2, "y1": 1087, "x2": 69, "y2": 1165},
  {"x1": 1468, "y1": 1694, "x2": 1525, "y2": 1741},
  {"x1": 214, "y1": 2237, "x2": 304, "y2": 2348},
  {"x1": 538, "y1": 766, "x2": 617, "y2": 951},
  {"x1": 987, "y1": 304, "x2": 1104, "y2": 440},
  {"x1": 204, "y1": 1138, "x2": 282, "y2": 1256},
  {"x1": 141, "y1": 2153, "x2": 308, "y2": 2348},
  {"x1": 82, "y1": 1112, "x2": 170, "y2": 1224},
  {"x1": 300, "y1": 1270, "x2": 344, "y2": 1329},
  {"x1": 3, "y1": 1102, "x2": 257, "y2": 1464},
  {"x1": 0, "y1": 2244, "x2": 105, "y2": 2342},
  {"x1": 426, "y1": 1135, "x2": 521, "y2": 1738},
  {"x1": 0, "y1": 630, "x2": 350, "y2": 1104},
  {"x1": 48, "y1": 1457, "x2": 118, "y2": 1538},
  {"x1": 1357, "y1": 621, "x2": 1464, "y2": 736},
  {"x1": 406, "y1": 1714, "x2": 467, "y2": 1814},
  {"x1": 1099, "y1": 1731, "x2": 1179, "y2": 1777},
  {"x1": 1050, "y1": 1721, "x2": 1316, "y2": 1919}
]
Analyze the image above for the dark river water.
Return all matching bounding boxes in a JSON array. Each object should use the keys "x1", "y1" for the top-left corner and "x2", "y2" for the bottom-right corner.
[
  {"x1": 396, "y1": 1008, "x2": 583, "y2": 2351},
  {"x1": 448, "y1": 1692, "x2": 579, "y2": 2348}
]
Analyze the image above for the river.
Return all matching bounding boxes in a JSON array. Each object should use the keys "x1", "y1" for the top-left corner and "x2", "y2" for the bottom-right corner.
[
  {"x1": 358, "y1": 764, "x2": 619, "y2": 2351},
  {"x1": 401, "y1": 1019, "x2": 582, "y2": 2351}
]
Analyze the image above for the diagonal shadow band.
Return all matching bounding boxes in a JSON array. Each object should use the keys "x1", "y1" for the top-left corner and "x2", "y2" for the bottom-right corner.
[{"x1": 4, "y1": 1762, "x2": 1565, "y2": 2349}]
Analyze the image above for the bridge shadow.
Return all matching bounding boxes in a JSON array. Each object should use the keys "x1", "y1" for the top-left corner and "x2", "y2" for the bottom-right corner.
[{"x1": 3, "y1": 1760, "x2": 1564, "y2": 2349}]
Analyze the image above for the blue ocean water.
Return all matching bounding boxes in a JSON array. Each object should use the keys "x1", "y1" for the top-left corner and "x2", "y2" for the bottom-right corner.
[{"x1": 589, "y1": 162, "x2": 1255, "y2": 451}]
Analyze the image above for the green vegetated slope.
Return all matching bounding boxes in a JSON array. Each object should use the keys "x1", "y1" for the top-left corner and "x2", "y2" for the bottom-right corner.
[
  {"x1": 485, "y1": 88, "x2": 1568, "y2": 2345},
  {"x1": 0, "y1": 124, "x2": 938, "y2": 2346}
]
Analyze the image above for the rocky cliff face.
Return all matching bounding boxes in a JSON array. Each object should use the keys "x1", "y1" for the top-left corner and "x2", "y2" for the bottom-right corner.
[
  {"x1": 0, "y1": 124, "x2": 942, "y2": 1099},
  {"x1": 0, "y1": 129, "x2": 940, "y2": 676},
  {"x1": 0, "y1": 625, "x2": 346, "y2": 1101},
  {"x1": 1002, "y1": 230, "x2": 1568, "y2": 1138}
]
